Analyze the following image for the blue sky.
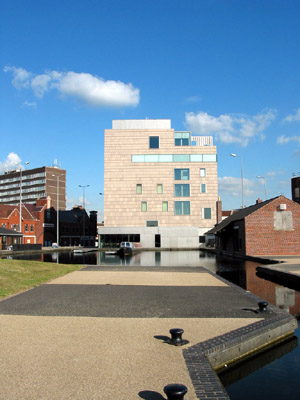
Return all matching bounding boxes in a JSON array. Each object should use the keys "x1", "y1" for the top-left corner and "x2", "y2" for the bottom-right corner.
[{"x1": 1, "y1": 0, "x2": 300, "y2": 218}]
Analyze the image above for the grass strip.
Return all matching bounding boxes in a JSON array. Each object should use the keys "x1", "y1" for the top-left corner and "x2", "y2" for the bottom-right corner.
[{"x1": 0, "y1": 259, "x2": 82, "y2": 299}]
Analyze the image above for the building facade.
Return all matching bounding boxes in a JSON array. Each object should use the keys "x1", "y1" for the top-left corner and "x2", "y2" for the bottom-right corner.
[
  {"x1": 100, "y1": 119, "x2": 218, "y2": 248},
  {"x1": 0, "y1": 204, "x2": 39, "y2": 245},
  {"x1": 207, "y1": 196, "x2": 300, "y2": 256},
  {"x1": 0, "y1": 166, "x2": 66, "y2": 211}
]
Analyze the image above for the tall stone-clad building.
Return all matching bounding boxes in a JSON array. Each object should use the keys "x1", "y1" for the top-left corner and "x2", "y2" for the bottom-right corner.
[
  {"x1": 100, "y1": 119, "x2": 218, "y2": 248},
  {"x1": 0, "y1": 166, "x2": 66, "y2": 211}
]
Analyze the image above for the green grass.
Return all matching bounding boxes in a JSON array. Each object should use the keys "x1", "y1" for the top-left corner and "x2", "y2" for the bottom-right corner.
[{"x1": 0, "y1": 259, "x2": 82, "y2": 299}]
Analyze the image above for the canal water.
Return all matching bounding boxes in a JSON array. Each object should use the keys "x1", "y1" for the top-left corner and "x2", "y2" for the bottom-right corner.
[{"x1": 2, "y1": 249, "x2": 300, "y2": 398}]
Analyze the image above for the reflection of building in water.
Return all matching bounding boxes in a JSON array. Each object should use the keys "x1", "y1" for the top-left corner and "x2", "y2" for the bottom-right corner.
[
  {"x1": 246, "y1": 261, "x2": 300, "y2": 316},
  {"x1": 276, "y1": 287, "x2": 295, "y2": 313}
]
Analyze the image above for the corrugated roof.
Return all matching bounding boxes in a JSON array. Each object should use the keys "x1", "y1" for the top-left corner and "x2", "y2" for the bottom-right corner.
[{"x1": 207, "y1": 196, "x2": 279, "y2": 235}]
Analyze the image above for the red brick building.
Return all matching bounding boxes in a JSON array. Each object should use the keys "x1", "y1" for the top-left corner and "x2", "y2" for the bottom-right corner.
[
  {"x1": 0, "y1": 204, "x2": 39, "y2": 245},
  {"x1": 207, "y1": 196, "x2": 300, "y2": 256}
]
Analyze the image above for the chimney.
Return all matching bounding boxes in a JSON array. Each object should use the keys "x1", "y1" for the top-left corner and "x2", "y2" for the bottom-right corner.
[
  {"x1": 216, "y1": 197, "x2": 222, "y2": 224},
  {"x1": 47, "y1": 196, "x2": 52, "y2": 209},
  {"x1": 256, "y1": 198, "x2": 262, "y2": 204}
]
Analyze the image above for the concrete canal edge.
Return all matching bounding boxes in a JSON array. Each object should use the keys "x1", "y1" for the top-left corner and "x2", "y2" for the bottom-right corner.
[
  {"x1": 183, "y1": 313, "x2": 297, "y2": 399},
  {"x1": 182, "y1": 268, "x2": 298, "y2": 400}
]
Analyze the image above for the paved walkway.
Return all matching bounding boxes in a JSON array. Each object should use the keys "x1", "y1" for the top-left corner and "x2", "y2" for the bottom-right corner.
[{"x1": 0, "y1": 265, "x2": 293, "y2": 399}]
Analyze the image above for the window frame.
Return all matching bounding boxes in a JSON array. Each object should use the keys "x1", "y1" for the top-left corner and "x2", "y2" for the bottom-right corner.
[
  {"x1": 157, "y1": 184, "x2": 163, "y2": 194},
  {"x1": 174, "y1": 201, "x2": 190, "y2": 215},
  {"x1": 149, "y1": 136, "x2": 159, "y2": 149},
  {"x1": 174, "y1": 168, "x2": 190, "y2": 181},
  {"x1": 174, "y1": 183, "x2": 190, "y2": 197},
  {"x1": 141, "y1": 201, "x2": 147, "y2": 212},
  {"x1": 200, "y1": 168, "x2": 206, "y2": 177},
  {"x1": 162, "y1": 201, "x2": 168, "y2": 212}
]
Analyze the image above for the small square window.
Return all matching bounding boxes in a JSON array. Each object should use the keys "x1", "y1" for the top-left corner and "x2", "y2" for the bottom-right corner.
[
  {"x1": 149, "y1": 136, "x2": 159, "y2": 149},
  {"x1": 203, "y1": 208, "x2": 211, "y2": 219},
  {"x1": 157, "y1": 184, "x2": 163, "y2": 194},
  {"x1": 136, "y1": 184, "x2": 142, "y2": 194},
  {"x1": 141, "y1": 201, "x2": 147, "y2": 212}
]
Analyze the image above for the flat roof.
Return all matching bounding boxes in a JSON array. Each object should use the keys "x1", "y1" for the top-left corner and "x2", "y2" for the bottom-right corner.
[{"x1": 112, "y1": 119, "x2": 171, "y2": 130}]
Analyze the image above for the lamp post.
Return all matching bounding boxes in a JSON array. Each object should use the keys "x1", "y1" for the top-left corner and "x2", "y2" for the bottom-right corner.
[
  {"x1": 230, "y1": 154, "x2": 244, "y2": 208},
  {"x1": 52, "y1": 174, "x2": 64, "y2": 247},
  {"x1": 17, "y1": 161, "x2": 29, "y2": 235},
  {"x1": 256, "y1": 176, "x2": 267, "y2": 200},
  {"x1": 79, "y1": 184, "x2": 90, "y2": 246}
]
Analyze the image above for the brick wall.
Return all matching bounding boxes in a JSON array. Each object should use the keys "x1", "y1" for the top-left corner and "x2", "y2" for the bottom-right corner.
[{"x1": 245, "y1": 196, "x2": 300, "y2": 256}]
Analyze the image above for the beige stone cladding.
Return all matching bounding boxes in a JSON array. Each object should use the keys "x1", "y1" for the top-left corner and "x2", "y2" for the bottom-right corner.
[{"x1": 104, "y1": 120, "x2": 218, "y2": 230}]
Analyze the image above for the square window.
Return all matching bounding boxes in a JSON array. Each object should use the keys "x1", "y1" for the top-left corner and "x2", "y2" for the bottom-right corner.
[
  {"x1": 157, "y1": 184, "x2": 163, "y2": 194},
  {"x1": 149, "y1": 136, "x2": 159, "y2": 149},
  {"x1": 174, "y1": 184, "x2": 190, "y2": 197},
  {"x1": 141, "y1": 201, "x2": 147, "y2": 212},
  {"x1": 136, "y1": 184, "x2": 142, "y2": 194},
  {"x1": 174, "y1": 201, "x2": 190, "y2": 215},
  {"x1": 203, "y1": 208, "x2": 211, "y2": 219},
  {"x1": 200, "y1": 168, "x2": 206, "y2": 177},
  {"x1": 174, "y1": 169, "x2": 189, "y2": 180},
  {"x1": 162, "y1": 201, "x2": 168, "y2": 212}
]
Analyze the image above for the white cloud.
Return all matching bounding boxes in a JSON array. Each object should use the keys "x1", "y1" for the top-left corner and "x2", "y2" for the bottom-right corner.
[
  {"x1": 185, "y1": 109, "x2": 276, "y2": 147},
  {"x1": 277, "y1": 135, "x2": 300, "y2": 144},
  {"x1": 185, "y1": 96, "x2": 201, "y2": 103},
  {"x1": 284, "y1": 108, "x2": 300, "y2": 123},
  {"x1": 4, "y1": 66, "x2": 140, "y2": 108},
  {"x1": 3, "y1": 66, "x2": 31, "y2": 89},
  {"x1": 31, "y1": 74, "x2": 52, "y2": 98},
  {"x1": 0, "y1": 152, "x2": 23, "y2": 173},
  {"x1": 22, "y1": 101, "x2": 37, "y2": 108},
  {"x1": 218, "y1": 176, "x2": 256, "y2": 197}
]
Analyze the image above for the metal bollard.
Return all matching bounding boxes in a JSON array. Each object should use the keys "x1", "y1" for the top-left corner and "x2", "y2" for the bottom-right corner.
[
  {"x1": 258, "y1": 301, "x2": 268, "y2": 312},
  {"x1": 164, "y1": 384, "x2": 188, "y2": 400},
  {"x1": 169, "y1": 328, "x2": 185, "y2": 346}
]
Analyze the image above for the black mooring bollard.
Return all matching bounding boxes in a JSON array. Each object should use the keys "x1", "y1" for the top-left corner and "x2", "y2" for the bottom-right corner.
[
  {"x1": 164, "y1": 384, "x2": 188, "y2": 400},
  {"x1": 258, "y1": 301, "x2": 268, "y2": 312},
  {"x1": 169, "y1": 328, "x2": 184, "y2": 346}
]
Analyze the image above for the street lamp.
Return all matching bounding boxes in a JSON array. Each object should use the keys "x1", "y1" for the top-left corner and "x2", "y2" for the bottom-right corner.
[
  {"x1": 16, "y1": 161, "x2": 29, "y2": 234},
  {"x1": 79, "y1": 184, "x2": 90, "y2": 246},
  {"x1": 52, "y1": 174, "x2": 64, "y2": 247},
  {"x1": 230, "y1": 154, "x2": 244, "y2": 208},
  {"x1": 256, "y1": 176, "x2": 267, "y2": 200}
]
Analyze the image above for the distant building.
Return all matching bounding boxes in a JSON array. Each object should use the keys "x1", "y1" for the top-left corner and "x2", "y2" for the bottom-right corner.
[
  {"x1": 0, "y1": 197, "x2": 97, "y2": 247},
  {"x1": 42, "y1": 203, "x2": 98, "y2": 247},
  {"x1": 291, "y1": 176, "x2": 300, "y2": 204},
  {"x1": 99, "y1": 119, "x2": 219, "y2": 248},
  {"x1": 206, "y1": 196, "x2": 300, "y2": 256},
  {"x1": 0, "y1": 204, "x2": 39, "y2": 245},
  {"x1": 0, "y1": 166, "x2": 66, "y2": 211},
  {"x1": 0, "y1": 226, "x2": 23, "y2": 250}
]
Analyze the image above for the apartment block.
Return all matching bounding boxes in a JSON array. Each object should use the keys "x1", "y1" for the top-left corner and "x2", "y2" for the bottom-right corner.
[
  {"x1": 0, "y1": 166, "x2": 66, "y2": 211},
  {"x1": 100, "y1": 119, "x2": 219, "y2": 248}
]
